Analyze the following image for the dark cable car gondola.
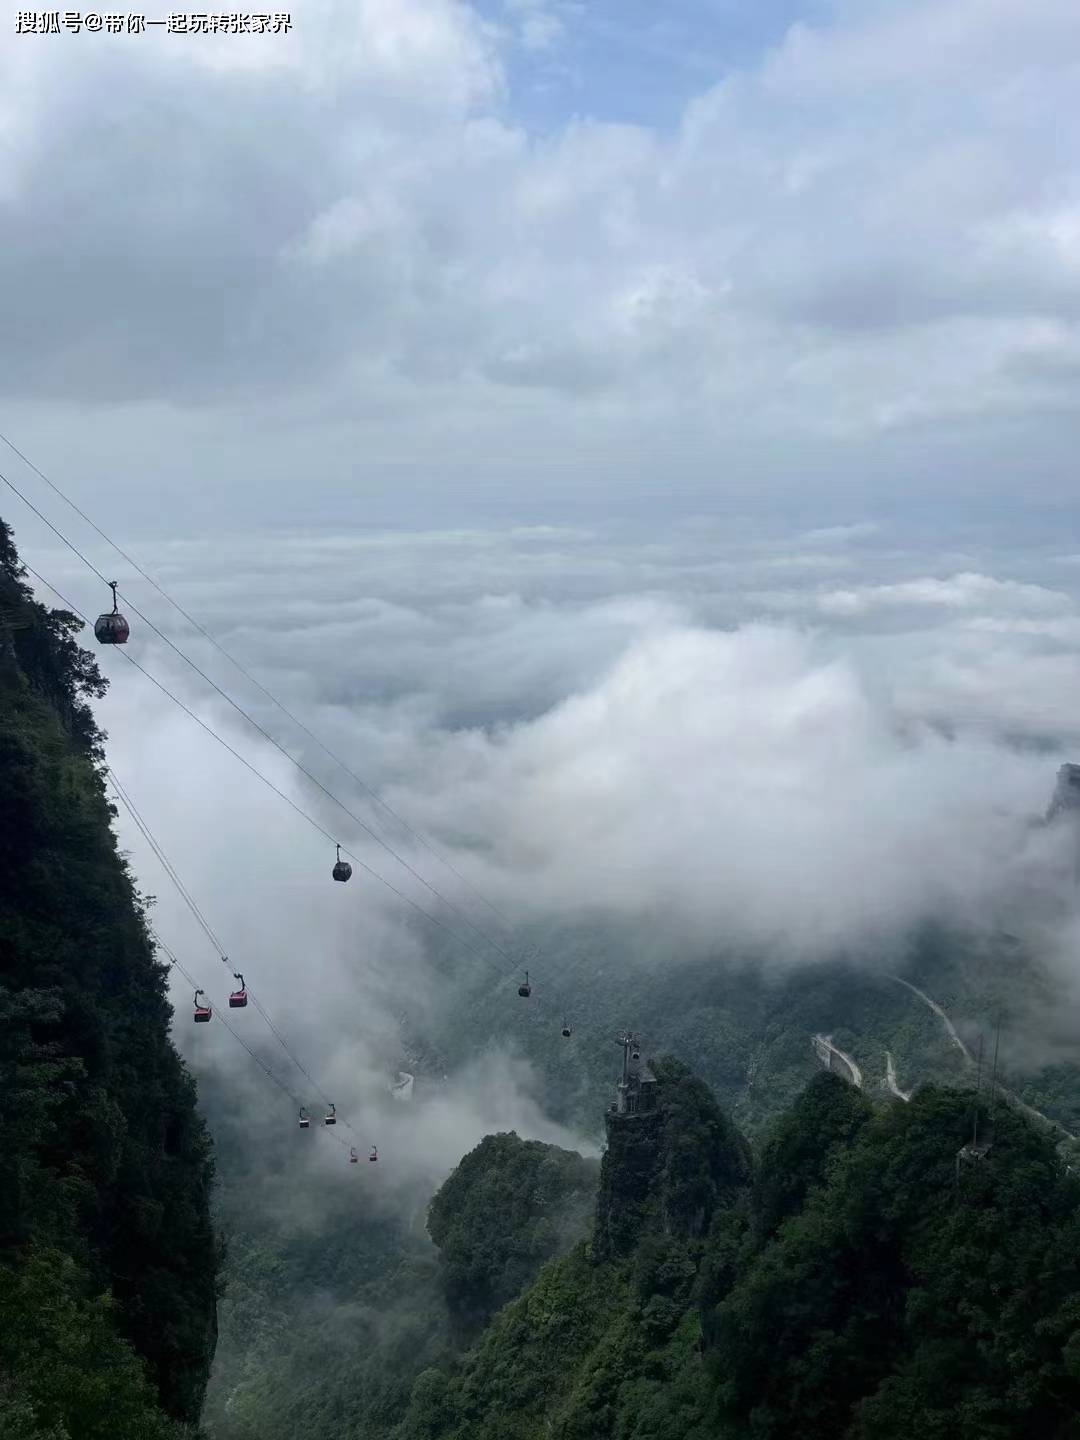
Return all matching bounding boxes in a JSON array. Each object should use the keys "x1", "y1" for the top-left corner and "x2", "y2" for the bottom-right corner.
[
  {"x1": 298, "y1": 1107, "x2": 311, "y2": 1129},
  {"x1": 332, "y1": 844, "x2": 352, "y2": 883},
  {"x1": 368, "y1": 1146, "x2": 378, "y2": 1162},
  {"x1": 193, "y1": 989, "x2": 211, "y2": 1023},
  {"x1": 518, "y1": 970, "x2": 531, "y2": 999},
  {"x1": 94, "y1": 580, "x2": 130, "y2": 645},
  {"x1": 324, "y1": 1104, "x2": 337, "y2": 1126},
  {"x1": 561, "y1": 1021, "x2": 572, "y2": 1038},
  {"x1": 349, "y1": 1147, "x2": 359, "y2": 1164},
  {"x1": 228, "y1": 973, "x2": 247, "y2": 1008}
]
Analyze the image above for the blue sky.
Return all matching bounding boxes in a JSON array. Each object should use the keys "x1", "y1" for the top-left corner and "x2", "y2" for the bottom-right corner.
[{"x1": 487, "y1": 0, "x2": 820, "y2": 129}]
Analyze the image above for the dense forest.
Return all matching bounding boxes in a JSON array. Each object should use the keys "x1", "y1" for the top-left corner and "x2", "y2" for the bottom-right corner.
[
  {"x1": 394, "y1": 1065, "x2": 1080, "y2": 1440},
  {"x1": 0, "y1": 518, "x2": 218, "y2": 1439},
  {"x1": 206, "y1": 1047, "x2": 1080, "y2": 1440}
]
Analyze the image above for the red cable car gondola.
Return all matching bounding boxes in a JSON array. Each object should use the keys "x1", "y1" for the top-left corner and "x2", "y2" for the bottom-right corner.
[
  {"x1": 193, "y1": 989, "x2": 211, "y2": 1023},
  {"x1": 518, "y1": 970, "x2": 531, "y2": 999},
  {"x1": 94, "y1": 580, "x2": 130, "y2": 645},
  {"x1": 228, "y1": 973, "x2": 247, "y2": 1008}
]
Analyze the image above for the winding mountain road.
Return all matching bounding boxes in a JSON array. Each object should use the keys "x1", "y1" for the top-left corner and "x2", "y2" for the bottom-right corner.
[
  {"x1": 812, "y1": 1034, "x2": 863, "y2": 1089},
  {"x1": 887, "y1": 976, "x2": 1076, "y2": 1142},
  {"x1": 889, "y1": 977, "x2": 973, "y2": 1062},
  {"x1": 884, "y1": 1050, "x2": 912, "y2": 1102}
]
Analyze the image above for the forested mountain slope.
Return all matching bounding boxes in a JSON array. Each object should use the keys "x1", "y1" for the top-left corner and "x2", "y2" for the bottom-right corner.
[
  {"x1": 0, "y1": 519, "x2": 218, "y2": 1439},
  {"x1": 395, "y1": 1066, "x2": 1080, "y2": 1440},
  {"x1": 204, "y1": 1119, "x2": 598, "y2": 1440}
]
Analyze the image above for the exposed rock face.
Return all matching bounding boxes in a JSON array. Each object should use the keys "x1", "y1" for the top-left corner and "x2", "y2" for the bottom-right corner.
[
  {"x1": 593, "y1": 1057, "x2": 751, "y2": 1263},
  {"x1": 1047, "y1": 763, "x2": 1080, "y2": 885},
  {"x1": 1047, "y1": 763, "x2": 1080, "y2": 822},
  {"x1": 594, "y1": 1107, "x2": 666, "y2": 1261}
]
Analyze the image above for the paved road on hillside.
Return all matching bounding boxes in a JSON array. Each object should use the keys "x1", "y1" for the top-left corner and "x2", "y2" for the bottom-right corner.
[
  {"x1": 812, "y1": 1033, "x2": 863, "y2": 1088},
  {"x1": 888, "y1": 977, "x2": 1076, "y2": 1141},
  {"x1": 884, "y1": 1050, "x2": 911, "y2": 1102}
]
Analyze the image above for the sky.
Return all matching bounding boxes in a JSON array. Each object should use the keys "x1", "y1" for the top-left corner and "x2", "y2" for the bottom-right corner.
[
  {"x1": 3, "y1": 0, "x2": 1080, "y2": 1172},
  {"x1": 1, "y1": 0, "x2": 1079, "y2": 533}
]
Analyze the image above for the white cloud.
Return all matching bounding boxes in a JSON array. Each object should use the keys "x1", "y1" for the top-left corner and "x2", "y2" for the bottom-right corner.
[
  {"x1": 385, "y1": 621, "x2": 1074, "y2": 959},
  {"x1": 817, "y1": 573, "x2": 1074, "y2": 617},
  {"x1": 3, "y1": 0, "x2": 1080, "y2": 526},
  {"x1": 77, "y1": 524, "x2": 1080, "y2": 985},
  {"x1": 35, "y1": 516, "x2": 1074, "y2": 1193},
  {"x1": 504, "y1": 0, "x2": 566, "y2": 53}
]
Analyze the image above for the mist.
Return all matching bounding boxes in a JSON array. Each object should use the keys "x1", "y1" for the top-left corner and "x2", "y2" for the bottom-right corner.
[{"x1": 62, "y1": 517, "x2": 1080, "y2": 1192}]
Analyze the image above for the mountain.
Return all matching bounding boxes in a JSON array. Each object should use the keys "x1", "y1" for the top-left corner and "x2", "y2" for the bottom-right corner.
[
  {"x1": 203, "y1": 1119, "x2": 599, "y2": 1440},
  {"x1": 0, "y1": 518, "x2": 218, "y2": 1439},
  {"x1": 428, "y1": 1131, "x2": 599, "y2": 1335},
  {"x1": 204, "y1": 760, "x2": 1080, "y2": 1440},
  {"x1": 395, "y1": 1063, "x2": 1080, "y2": 1440}
]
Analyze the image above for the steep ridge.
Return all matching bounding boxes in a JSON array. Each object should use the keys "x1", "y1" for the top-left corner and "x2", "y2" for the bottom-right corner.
[
  {"x1": 0, "y1": 518, "x2": 218, "y2": 1438},
  {"x1": 395, "y1": 1064, "x2": 1080, "y2": 1440}
]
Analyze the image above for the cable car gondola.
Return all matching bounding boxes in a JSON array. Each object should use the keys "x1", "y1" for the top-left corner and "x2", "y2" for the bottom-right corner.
[
  {"x1": 332, "y1": 844, "x2": 352, "y2": 883},
  {"x1": 561, "y1": 1021, "x2": 572, "y2": 1038},
  {"x1": 298, "y1": 1108, "x2": 311, "y2": 1129},
  {"x1": 228, "y1": 973, "x2": 247, "y2": 1008},
  {"x1": 324, "y1": 1104, "x2": 336, "y2": 1126},
  {"x1": 349, "y1": 1147, "x2": 359, "y2": 1163},
  {"x1": 368, "y1": 1146, "x2": 378, "y2": 1162},
  {"x1": 193, "y1": 989, "x2": 211, "y2": 1023},
  {"x1": 94, "y1": 580, "x2": 130, "y2": 645},
  {"x1": 518, "y1": 970, "x2": 531, "y2": 999}
]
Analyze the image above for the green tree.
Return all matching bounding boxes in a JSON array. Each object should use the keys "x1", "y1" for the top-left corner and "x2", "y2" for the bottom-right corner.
[{"x1": 0, "y1": 517, "x2": 217, "y2": 1431}]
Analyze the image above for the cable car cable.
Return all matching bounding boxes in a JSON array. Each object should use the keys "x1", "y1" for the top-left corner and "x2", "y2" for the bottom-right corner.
[
  {"x1": 0, "y1": 426, "x2": 516, "y2": 936},
  {"x1": 20, "y1": 561, "x2": 523, "y2": 990},
  {"x1": 159, "y1": 940, "x2": 309, "y2": 1112},
  {"x1": 154, "y1": 933, "x2": 353, "y2": 1153},
  {"x1": 0, "y1": 465, "x2": 519, "y2": 970},
  {"x1": 108, "y1": 769, "x2": 228, "y2": 958},
  {"x1": 108, "y1": 769, "x2": 356, "y2": 1127},
  {"x1": 24, "y1": 559, "x2": 590, "y2": 1049}
]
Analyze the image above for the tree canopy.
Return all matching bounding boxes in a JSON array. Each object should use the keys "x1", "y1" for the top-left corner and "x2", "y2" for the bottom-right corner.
[{"x1": 0, "y1": 517, "x2": 218, "y2": 1438}]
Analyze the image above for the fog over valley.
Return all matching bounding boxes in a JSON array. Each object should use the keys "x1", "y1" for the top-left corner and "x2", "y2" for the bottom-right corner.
[{"x1": 19, "y1": 514, "x2": 1073, "y2": 1186}]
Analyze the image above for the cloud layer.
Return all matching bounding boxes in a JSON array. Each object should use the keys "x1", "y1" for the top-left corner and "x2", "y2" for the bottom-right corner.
[
  {"x1": 3, "y1": 0, "x2": 1080, "y2": 525},
  {"x1": 20, "y1": 515, "x2": 1061, "y2": 1192},
  {"x1": 86, "y1": 519, "x2": 1080, "y2": 973}
]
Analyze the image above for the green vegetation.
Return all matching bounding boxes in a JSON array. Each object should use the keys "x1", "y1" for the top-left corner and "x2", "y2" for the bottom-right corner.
[
  {"x1": 428, "y1": 1132, "x2": 598, "y2": 1332},
  {"x1": 395, "y1": 1067, "x2": 1080, "y2": 1440},
  {"x1": 204, "y1": 1120, "x2": 601, "y2": 1440},
  {"x1": 206, "y1": 913, "x2": 1080, "y2": 1440},
  {"x1": 0, "y1": 518, "x2": 217, "y2": 1438}
]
